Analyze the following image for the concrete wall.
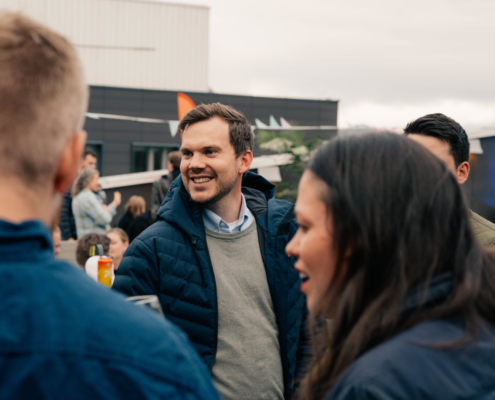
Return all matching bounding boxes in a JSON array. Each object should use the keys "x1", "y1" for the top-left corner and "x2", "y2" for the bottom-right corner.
[{"x1": 0, "y1": 0, "x2": 209, "y2": 91}]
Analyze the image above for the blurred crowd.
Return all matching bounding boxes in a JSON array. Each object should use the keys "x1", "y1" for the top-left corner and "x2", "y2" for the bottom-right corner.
[
  {"x1": 3, "y1": 10, "x2": 495, "y2": 400},
  {"x1": 56, "y1": 148, "x2": 182, "y2": 269}
]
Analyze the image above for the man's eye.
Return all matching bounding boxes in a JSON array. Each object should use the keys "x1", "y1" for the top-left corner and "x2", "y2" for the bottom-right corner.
[
  {"x1": 205, "y1": 150, "x2": 216, "y2": 155},
  {"x1": 183, "y1": 152, "x2": 192, "y2": 157}
]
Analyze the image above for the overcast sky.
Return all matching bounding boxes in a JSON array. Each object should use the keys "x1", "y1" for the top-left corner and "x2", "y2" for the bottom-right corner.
[{"x1": 160, "y1": 0, "x2": 495, "y2": 131}]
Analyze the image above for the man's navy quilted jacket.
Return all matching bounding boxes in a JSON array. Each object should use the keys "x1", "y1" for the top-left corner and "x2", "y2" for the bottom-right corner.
[{"x1": 114, "y1": 172, "x2": 311, "y2": 399}]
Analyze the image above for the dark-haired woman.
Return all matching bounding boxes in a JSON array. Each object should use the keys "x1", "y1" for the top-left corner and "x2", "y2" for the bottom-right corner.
[{"x1": 286, "y1": 133, "x2": 495, "y2": 400}]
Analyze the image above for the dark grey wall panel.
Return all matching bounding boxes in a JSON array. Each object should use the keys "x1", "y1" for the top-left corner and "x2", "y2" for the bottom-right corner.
[{"x1": 85, "y1": 86, "x2": 339, "y2": 176}]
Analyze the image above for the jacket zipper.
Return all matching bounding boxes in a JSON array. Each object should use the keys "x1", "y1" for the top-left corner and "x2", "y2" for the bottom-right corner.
[{"x1": 200, "y1": 226, "x2": 218, "y2": 373}]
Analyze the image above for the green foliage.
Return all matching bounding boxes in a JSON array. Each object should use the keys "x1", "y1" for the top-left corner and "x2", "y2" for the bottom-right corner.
[{"x1": 256, "y1": 129, "x2": 325, "y2": 202}]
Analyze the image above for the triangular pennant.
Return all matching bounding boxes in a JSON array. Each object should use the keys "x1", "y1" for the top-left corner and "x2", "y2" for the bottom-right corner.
[
  {"x1": 269, "y1": 115, "x2": 280, "y2": 128},
  {"x1": 168, "y1": 121, "x2": 180, "y2": 138},
  {"x1": 255, "y1": 118, "x2": 268, "y2": 129},
  {"x1": 177, "y1": 93, "x2": 196, "y2": 120},
  {"x1": 280, "y1": 117, "x2": 291, "y2": 128}
]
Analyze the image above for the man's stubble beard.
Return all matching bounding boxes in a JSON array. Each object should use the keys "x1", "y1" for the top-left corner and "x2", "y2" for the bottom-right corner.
[{"x1": 187, "y1": 168, "x2": 240, "y2": 208}]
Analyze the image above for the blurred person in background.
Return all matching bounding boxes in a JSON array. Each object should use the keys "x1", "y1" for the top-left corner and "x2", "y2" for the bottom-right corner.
[
  {"x1": 72, "y1": 168, "x2": 122, "y2": 237},
  {"x1": 114, "y1": 103, "x2": 310, "y2": 400},
  {"x1": 405, "y1": 113, "x2": 495, "y2": 248},
  {"x1": 76, "y1": 233, "x2": 110, "y2": 268},
  {"x1": 151, "y1": 150, "x2": 182, "y2": 218},
  {"x1": 59, "y1": 148, "x2": 98, "y2": 241},
  {"x1": 0, "y1": 11, "x2": 219, "y2": 399},
  {"x1": 106, "y1": 228, "x2": 129, "y2": 270},
  {"x1": 116, "y1": 195, "x2": 145, "y2": 232},
  {"x1": 52, "y1": 226, "x2": 61, "y2": 257},
  {"x1": 286, "y1": 133, "x2": 495, "y2": 400},
  {"x1": 126, "y1": 206, "x2": 155, "y2": 243},
  {"x1": 82, "y1": 148, "x2": 97, "y2": 169}
]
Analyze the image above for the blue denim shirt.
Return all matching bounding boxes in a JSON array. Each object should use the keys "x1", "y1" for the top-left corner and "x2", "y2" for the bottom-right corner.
[
  {"x1": 202, "y1": 194, "x2": 254, "y2": 233},
  {"x1": 0, "y1": 219, "x2": 219, "y2": 400}
]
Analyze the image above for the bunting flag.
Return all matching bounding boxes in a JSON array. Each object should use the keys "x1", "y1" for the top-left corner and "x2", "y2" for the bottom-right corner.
[
  {"x1": 280, "y1": 117, "x2": 291, "y2": 128},
  {"x1": 255, "y1": 118, "x2": 268, "y2": 129},
  {"x1": 86, "y1": 113, "x2": 100, "y2": 120},
  {"x1": 269, "y1": 115, "x2": 280, "y2": 128},
  {"x1": 168, "y1": 121, "x2": 180, "y2": 138},
  {"x1": 178, "y1": 93, "x2": 196, "y2": 120}
]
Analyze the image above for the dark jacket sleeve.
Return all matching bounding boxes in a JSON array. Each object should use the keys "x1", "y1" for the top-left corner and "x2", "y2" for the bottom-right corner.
[
  {"x1": 113, "y1": 236, "x2": 160, "y2": 297},
  {"x1": 151, "y1": 178, "x2": 170, "y2": 216},
  {"x1": 325, "y1": 384, "x2": 394, "y2": 400},
  {"x1": 150, "y1": 180, "x2": 161, "y2": 216},
  {"x1": 59, "y1": 189, "x2": 77, "y2": 240}
]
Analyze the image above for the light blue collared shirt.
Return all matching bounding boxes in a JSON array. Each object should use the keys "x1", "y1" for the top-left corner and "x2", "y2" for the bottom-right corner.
[{"x1": 202, "y1": 194, "x2": 254, "y2": 234}]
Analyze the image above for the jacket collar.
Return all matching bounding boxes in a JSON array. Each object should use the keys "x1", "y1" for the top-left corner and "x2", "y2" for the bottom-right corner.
[
  {"x1": 402, "y1": 272, "x2": 453, "y2": 313},
  {"x1": 157, "y1": 171, "x2": 275, "y2": 239},
  {"x1": 0, "y1": 219, "x2": 53, "y2": 261}
]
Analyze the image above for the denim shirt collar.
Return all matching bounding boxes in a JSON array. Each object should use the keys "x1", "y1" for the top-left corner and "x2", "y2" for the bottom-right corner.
[{"x1": 202, "y1": 194, "x2": 253, "y2": 234}]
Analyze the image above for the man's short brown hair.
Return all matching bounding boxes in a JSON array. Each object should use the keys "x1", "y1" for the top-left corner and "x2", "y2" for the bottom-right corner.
[
  {"x1": 167, "y1": 151, "x2": 182, "y2": 169},
  {"x1": 178, "y1": 103, "x2": 254, "y2": 157},
  {"x1": 0, "y1": 12, "x2": 87, "y2": 187}
]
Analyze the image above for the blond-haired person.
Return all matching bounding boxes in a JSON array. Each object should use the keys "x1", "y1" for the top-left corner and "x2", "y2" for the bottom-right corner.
[
  {"x1": 116, "y1": 195, "x2": 145, "y2": 232},
  {"x1": 0, "y1": 11, "x2": 218, "y2": 400},
  {"x1": 106, "y1": 228, "x2": 129, "y2": 270}
]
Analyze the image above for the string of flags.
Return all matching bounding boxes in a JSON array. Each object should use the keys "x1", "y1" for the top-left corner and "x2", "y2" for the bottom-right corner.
[{"x1": 85, "y1": 92, "x2": 338, "y2": 138}]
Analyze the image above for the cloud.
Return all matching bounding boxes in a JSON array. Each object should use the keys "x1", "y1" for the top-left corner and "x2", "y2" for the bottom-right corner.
[
  {"x1": 157, "y1": 0, "x2": 495, "y2": 127},
  {"x1": 339, "y1": 99, "x2": 495, "y2": 131}
]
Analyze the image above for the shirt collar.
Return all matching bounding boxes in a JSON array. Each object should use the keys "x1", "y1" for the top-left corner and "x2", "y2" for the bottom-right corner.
[{"x1": 202, "y1": 194, "x2": 251, "y2": 234}]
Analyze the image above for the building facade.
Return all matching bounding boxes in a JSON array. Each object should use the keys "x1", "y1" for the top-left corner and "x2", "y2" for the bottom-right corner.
[
  {"x1": 0, "y1": 0, "x2": 210, "y2": 92},
  {"x1": 85, "y1": 86, "x2": 339, "y2": 176}
]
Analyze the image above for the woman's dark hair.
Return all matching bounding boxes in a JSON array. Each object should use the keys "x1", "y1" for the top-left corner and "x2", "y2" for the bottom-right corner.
[
  {"x1": 404, "y1": 113, "x2": 469, "y2": 167},
  {"x1": 300, "y1": 133, "x2": 495, "y2": 400}
]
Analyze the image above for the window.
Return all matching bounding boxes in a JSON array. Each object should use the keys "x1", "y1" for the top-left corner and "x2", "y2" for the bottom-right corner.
[{"x1": 131, "y1": 143, "x2": 179, "y2": 173}]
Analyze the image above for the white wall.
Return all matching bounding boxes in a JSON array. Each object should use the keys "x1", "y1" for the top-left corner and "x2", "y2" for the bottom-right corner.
[{"x1": 0, "y1": 0, "x2": 209, "y2": 92}]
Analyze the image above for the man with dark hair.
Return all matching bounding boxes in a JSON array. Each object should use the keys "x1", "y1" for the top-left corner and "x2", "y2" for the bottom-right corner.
[
  {"x1": 59, "y1": 148, "x2": 98, "y2": 240},
  {"x1": 115, "y1": 103, "x2": 310, "y2": 400},
  {"x1": 405, "y1": 113, "x2": 495, "y2": 247},
  {"x1": 150, "y1": 150, "x2": 181, "y2": 217},
  {"x1": 0, "y1": 11, "x2": 218, "y2": 399},
  {"x1": 83, "y1": 148, "x2": 97, "y2": 169}
]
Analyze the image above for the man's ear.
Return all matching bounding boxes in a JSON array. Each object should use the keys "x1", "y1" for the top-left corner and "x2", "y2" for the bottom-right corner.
[
  {"x1": 238, "y1": 150, "x2": 253, "y2": 174},
  {"x1": 456, "y1": 161, "x2": 470, "y2": 185},
  {"x1": 54, "y1": 130, "x2": 87, "y2": 194}
]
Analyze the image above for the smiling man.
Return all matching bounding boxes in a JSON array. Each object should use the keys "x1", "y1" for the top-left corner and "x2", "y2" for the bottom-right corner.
[
  {"x1": 114, "y1": 103, "x2": 310, "y2": 400},
  {"x1": 405, "y1": 113, "x2": 495, "y2": 248}
]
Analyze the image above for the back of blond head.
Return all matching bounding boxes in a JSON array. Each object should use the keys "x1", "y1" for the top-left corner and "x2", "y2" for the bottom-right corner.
[
  {"x1": 0, "y1": 11, "x2": 87, "y2": 187},
  {"x1": 125, "y1": 196, "x2": 146, "y2": 218}
]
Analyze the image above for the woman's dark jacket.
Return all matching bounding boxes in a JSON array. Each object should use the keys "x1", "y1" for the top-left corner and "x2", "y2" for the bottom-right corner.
[
  {"x1": 325, "y1": 275, "x2": 495, "y2": 400},
  {"x1": 116, "y1": 211, "x2": 134, "y2": 232},
  {"x1": 127, "y1": 210, "x2": 155, "y2": 243},
  {"x1": 59, "y1": 188, "x2": 77, "y2": 240},
  {"x1": 114, "y1": 172, "x2": 311, "y2": 400}
]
